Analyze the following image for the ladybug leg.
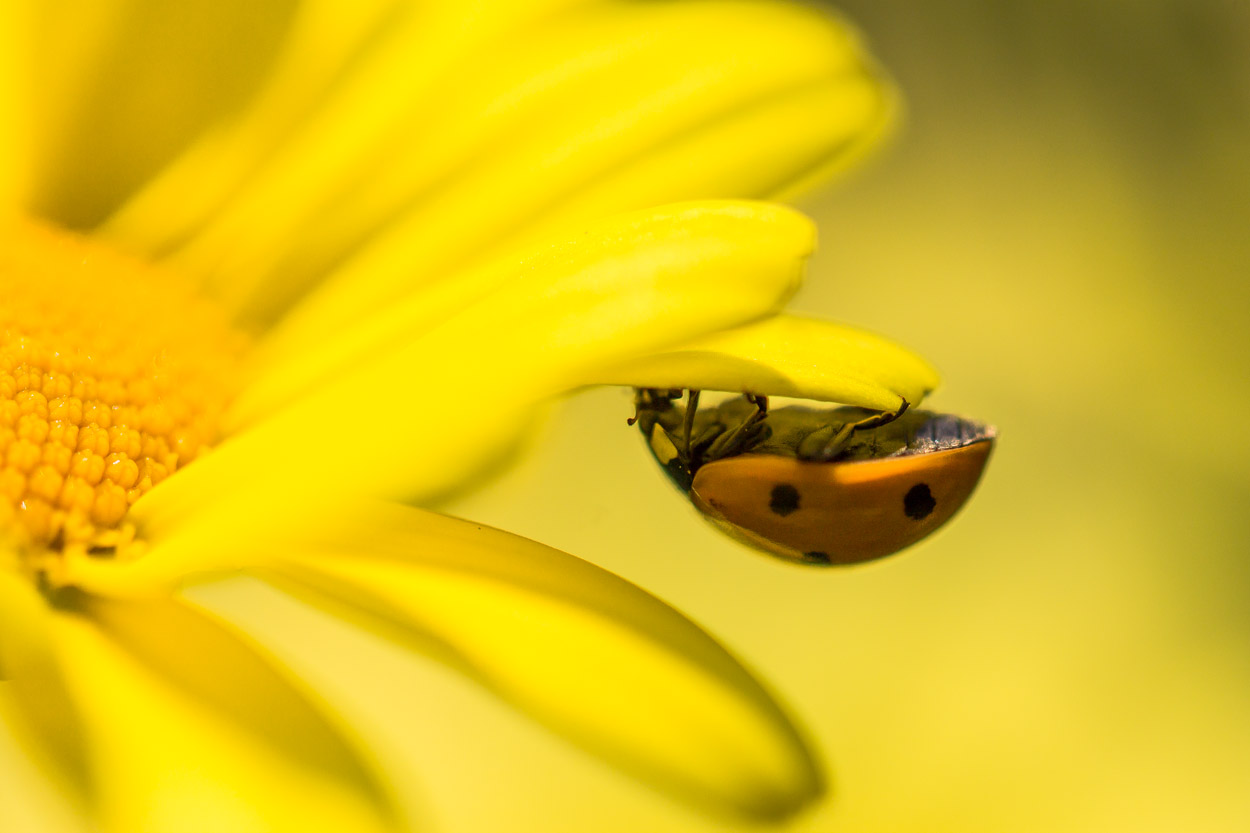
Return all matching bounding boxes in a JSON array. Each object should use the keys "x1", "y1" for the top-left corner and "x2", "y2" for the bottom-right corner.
[
  {"x1": 646, "y1": 389, "x2": 706, "y2": 471},
  {"x1": 809, "y1": 421, "x2": 858, "y2": 461},
  {"x1": 681, "y1": 389, "x2": 701, "y2": 453},
  {"x1": 643, "y1": 389, "x2": 772, "y2": 472},
  {"x1": 680, "y1": 390, "x2": 729, "y2": 469},
  {"x1": 704, "y1": 393, "x2": 770, "y2": 461},
  {"x1": 801, "y1": 398, "x2": 911, "y2": 461},
  {"x1": 850, "y1": 397, "x2": 909, "y2": 432}
]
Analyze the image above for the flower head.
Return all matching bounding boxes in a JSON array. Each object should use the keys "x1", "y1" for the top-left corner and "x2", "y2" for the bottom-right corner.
[{"x1": 1, "y1": 2, "x2": 940, "y2": 830}]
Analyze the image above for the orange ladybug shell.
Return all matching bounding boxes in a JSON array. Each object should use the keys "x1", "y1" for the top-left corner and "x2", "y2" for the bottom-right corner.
[{"x1": 690, "y1": 440, "x2": 994, "y2": 565}]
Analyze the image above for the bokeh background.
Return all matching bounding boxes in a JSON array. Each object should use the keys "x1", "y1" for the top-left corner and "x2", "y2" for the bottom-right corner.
[
  {"x1": 121, "y1": 1, "x2": 1247, "y2": 831},
  {"x1": 435, "y1": 1, "x2": 1250, "y2": 830}
]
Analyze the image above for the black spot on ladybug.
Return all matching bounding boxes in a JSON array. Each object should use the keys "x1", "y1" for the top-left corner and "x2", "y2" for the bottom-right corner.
[
  {"x1": 769, "y1": 484, "x2": 800, "y2": 516},
  {"x1": 802, "y1": 551, "x2": 833, "y2": 565},
  {"x1": 904, "y1": 483, "x2": 936, "y2": 520}
]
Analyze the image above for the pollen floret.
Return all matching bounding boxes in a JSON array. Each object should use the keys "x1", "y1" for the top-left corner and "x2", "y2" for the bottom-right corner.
[{"x1": 0, "y1": 221, "x2": 244, "y2": 554}]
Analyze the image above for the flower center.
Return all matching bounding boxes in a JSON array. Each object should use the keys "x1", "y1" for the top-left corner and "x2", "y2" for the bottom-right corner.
[{"x1": 0, "y1": 220, "x2": 243, "y2": 560}]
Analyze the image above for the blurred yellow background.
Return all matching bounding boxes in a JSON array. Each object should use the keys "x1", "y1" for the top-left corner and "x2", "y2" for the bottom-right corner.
[{"x1": 432, "y1": 1, "x2": 1250, "y2": 830}]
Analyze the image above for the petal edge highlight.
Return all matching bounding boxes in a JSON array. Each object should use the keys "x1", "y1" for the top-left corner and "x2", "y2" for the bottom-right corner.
[
  {"x1": 264, "y1": 503, "x2": 825, "y2": 821},
  {"x1": 598, "y1": 314, "x2": 940, "y2": 410}
]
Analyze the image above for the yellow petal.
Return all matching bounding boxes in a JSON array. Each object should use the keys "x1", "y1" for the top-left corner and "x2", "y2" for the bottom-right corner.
[
  {"x1": 0, "y1": 570, "x2": 92, "y2": 810},
  {"x1": 0, "y1": 1, "x2": 32, "y2": 213},
  {"x1": 100, "y1": 0, "x2": 605, "y2": 266},
  {"x1": 24, "y1": 1, "x2": 298, "y2": 228},
  {"x1": 235, "y1": 200, "x2": 813, "y2": 426},
  {"x1": 599, "y1": 314, "x2": 941, "y2": 410},
  {"x1": 39, "y1": 592, "x2": 405, "y2": 833},
  {"x1": 11, "y1": 0, "x2": 125, "y2": 216},
  {"x1": 540, "y1": 75, "x2": 893, "y2": 231},
  {"x1": 262, "y1": 503, "x2": 822, "y2": 821},
  {"x1": 126, "y1": 0, "x2": 882, "y2": 325},
  {"x1": 96, "y1": 0, "x2": 407, "y2": 255},
  {"x1": 79, "y1": 202, "x2": 812, "y2": 582},
  {"x1": 99, "y1": 1, "x2": 606, "y2": 300}
]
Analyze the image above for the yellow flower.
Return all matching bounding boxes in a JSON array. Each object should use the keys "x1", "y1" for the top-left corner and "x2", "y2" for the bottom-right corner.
[{"x1": 0, "y1": 1, "x2": 937, "y2": 830}]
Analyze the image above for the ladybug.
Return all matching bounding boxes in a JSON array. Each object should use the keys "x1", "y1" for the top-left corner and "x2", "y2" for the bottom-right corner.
[{"x1": 631, "y1": 389, "x2": 995, "y2": 566}]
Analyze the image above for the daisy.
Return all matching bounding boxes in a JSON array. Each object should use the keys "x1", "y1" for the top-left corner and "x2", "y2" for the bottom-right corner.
[{"x1": 0, "y1": 1, "x2": 938, "y2": 830}]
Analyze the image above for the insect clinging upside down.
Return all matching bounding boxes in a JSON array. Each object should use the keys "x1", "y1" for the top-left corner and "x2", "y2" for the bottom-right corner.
[{"x1": 631, "y1": 389, "x2": 995, "y2": 566}]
